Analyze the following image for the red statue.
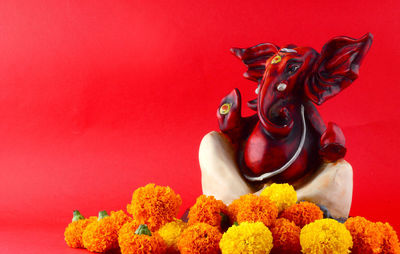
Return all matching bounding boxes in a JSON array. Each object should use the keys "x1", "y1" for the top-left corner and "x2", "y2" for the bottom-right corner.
[
  {"x1": 217, "y1": 33, "x2": 373, "y2": 183},
  {"x1": 200, "y1": 34, "x2": 373, "y2": 218}
]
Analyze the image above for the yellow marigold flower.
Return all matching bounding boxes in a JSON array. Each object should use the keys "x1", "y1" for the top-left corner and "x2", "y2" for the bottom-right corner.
[
  {"x1": 127, "y1": 183, "x2": 182, "y2": 231},
  {"x1": 219, "y1": 221, "x2": 273, "y2": 254},
  {"x1": 280, "y1": 201, "x2": 323, "y2": 228},
  {"x1": 110, "y1": 210, "x2": 132, "y2": 232},
  {"x1": 177, "y1": 223, "x2": 222, "y2": 254},
  {"x1": 119, "y1": 223, "x2": 166, "y2": 254},
  {"x1": 270, "y1": 218, "x2": 301, "y2": 254},
  {"x1": 188, "y1": 195, "x2": 228, "y2": 230},
  {"x1": 64, "y1": 210, "x2": 96, "y2": 248},
  {"x1": 260, "y1": 183, "x2": 297, "y2": 212},
  {"x1": 231, "y1": 194, "x2": 278, "y2": 227},
  {"x1": 82, "y1": 211, "x2": 119, "y2": 253},
  {"x1": 300, "y1": 218, "x2": 353, "y2": 254},
  {"x1": 158, "y1": 219, "x2": 187, "y2": 253}
]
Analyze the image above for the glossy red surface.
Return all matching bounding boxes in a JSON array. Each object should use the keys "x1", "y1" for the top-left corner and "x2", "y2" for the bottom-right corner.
[
  {"x1": 220, "y1": 34, "x2": 371, "y2": 181},
  {"x1": 320, "y1": 122, "x2": 347, "y2": 162},
  {"x1": 0, "y1": 0, "x2": 399, "y2": 252}
]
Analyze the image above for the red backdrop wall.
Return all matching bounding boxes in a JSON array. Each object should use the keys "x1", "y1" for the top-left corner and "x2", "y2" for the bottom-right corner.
[{"x1": 0, "y1": 0, "x2": 399, "y2": 252}]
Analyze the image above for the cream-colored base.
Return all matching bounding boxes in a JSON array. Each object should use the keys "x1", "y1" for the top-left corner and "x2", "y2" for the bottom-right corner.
[{"x1": 199, "y1": 131, "x2": 353, "y2": 218}]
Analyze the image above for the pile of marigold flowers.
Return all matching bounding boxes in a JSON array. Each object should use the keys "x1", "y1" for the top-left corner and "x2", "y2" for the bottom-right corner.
[{"x1": 65, "y1": 183, "x2": 400, "y2": 253}]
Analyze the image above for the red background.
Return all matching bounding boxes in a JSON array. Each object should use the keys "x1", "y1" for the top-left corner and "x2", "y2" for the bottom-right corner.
[{"x1": 0, "y1": 0, "x2": 399, "y2": 253}]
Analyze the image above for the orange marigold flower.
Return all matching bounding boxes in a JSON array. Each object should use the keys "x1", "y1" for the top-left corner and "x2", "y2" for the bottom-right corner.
[
  {"x1": 82, "y1": 211, "x2": 119, "y2": 253},
  {"x1": 119, "y1": 223, "x2": 166, "y2": 254},
  {"x1": 110, "y1": 210, "x2": 132, "y2": 232},
  {"x1": 177, "y1": 223, "x2": 222, "y2": 254},
  {"x1": 188, "y1": 195, "x2": 228, "y2": 231},
  {"x1": 270, "y1": 218, "x2": 301, "y2": 254},
  {"x1": 345, "y1": 216, "x2": 400, "y2": 254},
  {"x1": 232, "y1": 194, "x2": 278, "y2": 227},
  {"x1": 344, "y1": 216, "x2": 385, "y2": 254},
  {"x1": 280, "y1": 201, "x2": 323, "y2": 228},
  {"x1": 127, "y1": 184, "x2": 182, "y2": 231},
  {"x1": 227, "y1": 199, "x2": 240, "y2": 224},
  {"x1": 64, "y1": 210, "x2": 96, "y2": 248},
  {"x1": 376, "y1": 221, "x2": 400, "y2": 254}
]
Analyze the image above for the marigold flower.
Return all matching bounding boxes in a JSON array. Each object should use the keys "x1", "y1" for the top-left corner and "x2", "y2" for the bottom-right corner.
[
  {"x1": 280, "y1": 201, "x2": 323, "y2": 228},
  {"x1": 119, "y1": 223, "x2": 166, "y2": 254},
  {"x1": 64, "y1": 210, "x2": 96, "y2": 248},
  {"x1": 344, "y1": 216, "x2": 400, "y2": 253},
  {"x1": 158, "y1": 219, "x2": 187, "y2": 253},
  {"x1": 300, "y1": 218, "x2": 353, "y2": 254},
  {"x1": 230, "y1": 194, "x2": 278, "y2": 227},
  {"x1": 227, "y1": 199, "x2": 240, "y2": 223},
  {"x1": 344, "y1": 216, "x2": 385, "y2": 253},
  {"x1": 118, "y1": 220, "x2": 141, "y2": 248},
  {"x1": 270, "y1": 218, "x2": 301, "y2": 254},
  {"x1": 375, "y1": 221, "x2": 400, "y2": 253},
  {"x1": 127, "y1": 184, "x2": 182, "y2": 231},
  {"x1": 110, "y1": 210, "x2": 132, "y2": 232},
  {"x1": 177, "y1": 223, "x2": 222, "y2": 254},
  {"x1": 82, "y1": 211, "x2": 119, "y2": 253},
  {"x1": 188, "y1": 195, "x2": 229, "y2": 231},
  {"x1": 219, "y1": 222, "x2": 273, "y2": 254},
  {"x1": 260, "y1": 183, "x2": 297, "y2": 212}
]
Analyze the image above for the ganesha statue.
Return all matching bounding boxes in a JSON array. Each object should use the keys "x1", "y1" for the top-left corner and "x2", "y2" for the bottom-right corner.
[{"x1": 199, "y1": 33, "x2": 373, "y2": 218}]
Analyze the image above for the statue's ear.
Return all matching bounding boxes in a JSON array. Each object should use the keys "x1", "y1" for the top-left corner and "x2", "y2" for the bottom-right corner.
[
  {"x1": 231, "y1": 43, "x2": 279, "y2": 83},
  {"x1": 305, "y1": 33, "x2": 373, "y2": 105}
]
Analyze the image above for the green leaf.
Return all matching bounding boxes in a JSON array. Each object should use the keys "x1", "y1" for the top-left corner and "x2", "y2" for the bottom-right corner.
[
  {"x1": 135, "y1": 224, "x2": 152, "y2": 236},
  {"x1": 98, "y1": 210, "x2": 110, "y2": 221},
  {"x1": 72, "y1": 210, "x2": 85, "y2": 222}
]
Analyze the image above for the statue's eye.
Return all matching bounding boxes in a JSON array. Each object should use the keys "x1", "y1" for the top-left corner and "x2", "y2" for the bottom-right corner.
[{"x1": 286, "y1": 63, "x2": 300, "y2": 74}]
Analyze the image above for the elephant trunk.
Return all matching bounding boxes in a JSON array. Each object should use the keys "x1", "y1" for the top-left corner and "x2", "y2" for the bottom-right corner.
[{"x1": 258, "y1": 87, "x2": 294, "y2": 137}]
